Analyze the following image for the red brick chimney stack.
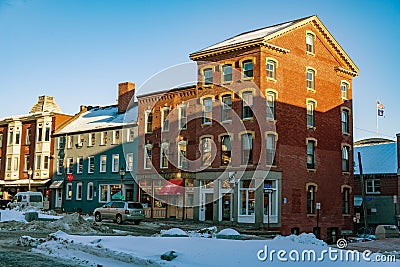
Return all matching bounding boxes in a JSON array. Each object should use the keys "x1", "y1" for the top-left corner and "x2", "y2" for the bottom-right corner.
[{"x1": 118, "y1": 82, "x2": 135, "y2": 114}]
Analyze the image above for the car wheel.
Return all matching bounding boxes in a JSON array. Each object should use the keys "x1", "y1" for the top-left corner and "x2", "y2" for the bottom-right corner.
[
  {"x1": 94, "y1": 212, "x2": 102, "y2": 222},
  {"x1": 116, "y1": 214, "x2": 123, "y2": 224},
  {"x1": 134, "y1": 220, "x2": 141, "y2": 225}
]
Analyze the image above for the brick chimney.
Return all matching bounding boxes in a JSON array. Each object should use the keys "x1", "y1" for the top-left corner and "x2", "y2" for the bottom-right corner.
[{"x1": 118, "y1": 82, "x2": 135, "y2": 114}]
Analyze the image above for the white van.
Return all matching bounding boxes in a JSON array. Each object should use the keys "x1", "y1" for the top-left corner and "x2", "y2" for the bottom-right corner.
[{"x1": 7, "y1": 192, "x2": 44, "y2": 209}]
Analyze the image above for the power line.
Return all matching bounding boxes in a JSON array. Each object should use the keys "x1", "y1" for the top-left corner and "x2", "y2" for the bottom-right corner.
[{"x1": 354, "y1": 127, "x2": 395, "y2": 139}]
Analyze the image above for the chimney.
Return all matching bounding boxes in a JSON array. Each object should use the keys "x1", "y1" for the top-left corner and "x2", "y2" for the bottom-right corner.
[{"x1": 118, "y1": 82, "x2": 135, "y2": 114}]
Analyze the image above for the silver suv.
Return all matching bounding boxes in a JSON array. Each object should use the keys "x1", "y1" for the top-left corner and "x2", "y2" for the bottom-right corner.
[{"x1": 93, "y1": 201, "x2": 145, "y2": 225}]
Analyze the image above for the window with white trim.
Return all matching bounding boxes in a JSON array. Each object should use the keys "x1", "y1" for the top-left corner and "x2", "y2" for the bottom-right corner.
[
  {"x1": 66, "y1": 183, "x2": 73, "y2": 200},
  {"x1": 101, "y1": 132, "x2": 108, "y2": 145},
  {"x1": 161, "y1": 107, "x2": 170, "y2": 132},
  {"x1": 87, "y1": 182, "x2": 94, "y2": 200},
  {"x1": 0, "y1": 134, "x2": 3, "y2": 147},
  {"x1": 307, "y1": 185, "x2": 316, "y2": 214},
  {"x1": 127, "y1": 128, "x2": 135, "y2": 142},
  {"x1": 266, "y1": 134, "x2": 276, "y2": 166},
  {"x1": 178, "y1": 141, "x2": 187, "y2": 168},
  {"x1": 13, "y1": 156, "x2": 18, "y2": 171},
  {"x1": 67, "y1": 135, "x2": 73, "y2": 149},
  {"x1": 242, "y1": 60, "x2": 253, "y2": 78},
  {"x1": 43, "y1": 155, "x2": 49, "y2": 170},
  {"x1": 306, "y1": 33, "x2": 315, "y2": 53},
  {"x1": 342, "y1": 109, "x2": 349, "y2": 134},
  {"x1": 307, "y1": 140, "x2": 315, "y2": 169},
  {"x1": 145, "y1": 111, "x2": 153, "y2": 133},
  {"x1": 203, "y1": 68, "x2": 213, "y2": 85},
  {"x1": 266, "y1": 60, "x2": 276, "y2": 79},
  {"x1": 144, "y1": 145, "x2": 152, "y2": 169},
  {"x1": 57, "y1": 158, "x2": 63, "y2": 175},
  {"x1": 76, "y1": 182, "x2": 82, "y2": 200},
  {"x1": 89, "y1": 133, "x2": 96, "y2": 146},
  {"x1": 66, "y1": 157, "x2": 73, "y2": 174},
  {"x1": 126, "y1": 153, "x2": 133, "y2": 171},
  {"x1": 221, "y1": 95, "x2": 232, "y2": 122},
  {"x1": 113, "y1": 130, "x2": 120, "y2": 144},
  {"x1": 160, "y1": 143, "x2": 169, "y2": 169},
  {"x1": 220, "y1": 135, "x2": 231, "y2": 166},
  {"x1": 44, "y1": 127, "x2": 51, "y2": 142},
  {"x1": 15, "y1": 130, "x2": 20, "y2": 145},
  {"x1": 307, "y1": 100, "x2": 315, "y2": 127},
  {"x1": 202, "y1": 97, "x2": 212, "y2": 124},
  {"x1": 201, "y1": 137, "x2": 212, "y2": 167},
  {"x1": 77, "y1": 134, "x2": 84, "y2": 147},
  {"x1": 25, "y1": 129, "x2": 31, "y2": 145},
  {"x1": 366, "y1": 179, "x2": 380, "y2": 194},
  {"x1": 100, "y1": 155, "x2": 107, "y2": 173},
  {"x1": 222, "y1": 64, "x2": 232, "y2": 83},
  {"x1": 241, "y1": 133, "x2": 253, "y2": 165},
  {"x1": 341, "y1": 81, "x2": 349, "y2": 100},
  {"x1": 76, "y1": 157, "x2": 83, "y2": 173},
  {"x1": 342, "y1": 146, "x2": 350, "y2": 172},
  {"x1": 242, "y1": 91, "x2": 253, "y2": 119},
  {"x1": 306, "y1": 69, "x2": 315, "y2": 90},
  {"x1": 24, "y1": 155, "x2": 30, "y2": 172},
  {"x1": 112, "y1": 154, "x2": 120, "y2": 172},
  {"x1": 179, "y1": 105, "x2": 187, "y2": 129},
  {"x1": 266, "y1": 91, "x2": 276, "y2": 120},
  {"x1": 37, "y1": 126, "x2": 42, "y2": 142},
  {"x1": 239, "y1": 180, "x2": 255, "y2": 216},
  {"x1": 88, "y1": 156, "x2": 95, "y2": 173}
]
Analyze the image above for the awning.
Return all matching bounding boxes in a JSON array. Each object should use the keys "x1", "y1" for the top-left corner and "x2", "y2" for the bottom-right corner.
[
  {"x1": 158, "y1": 179, "x2": 184, "y2": 195},
  {"x1": 49, "y1": 180, "x2": 64, "y2": 189},
  {"x1": 354, "y1": 196, "x2": 363, "y2": 207},
  {"x1": 3, "y1": 179, "x2": 51, "y2": 187}
]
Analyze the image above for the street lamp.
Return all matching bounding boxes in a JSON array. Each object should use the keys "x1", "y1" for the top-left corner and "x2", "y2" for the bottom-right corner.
[
  {"x1": 27, "y1": 168, "x2": 33, "y2": 191},
  {"x1": 119, "y1": 166, "x2": 125, "y2": 200}
]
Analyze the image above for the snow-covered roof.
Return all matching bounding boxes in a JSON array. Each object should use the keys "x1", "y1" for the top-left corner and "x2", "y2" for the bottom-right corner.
[
  {"x1": 57, "y1": 104, "x2": 138, "y2": 134},
  {"x1": 354, "y1": 142, "x2": 398, "y2": 175}
]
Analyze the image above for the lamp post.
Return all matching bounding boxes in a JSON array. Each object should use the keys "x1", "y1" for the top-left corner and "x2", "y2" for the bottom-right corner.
[
  {"x1": 119, "y1": 166, "x2": 125, "y2": 200},
  {"x1": 27, "y1": 168, "x2": 33, "y2": 191}
]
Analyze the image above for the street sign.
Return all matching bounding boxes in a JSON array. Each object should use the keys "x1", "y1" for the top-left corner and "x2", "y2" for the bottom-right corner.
[
  {"x1": 316, "y1": 203, "x2": 321, "y2": 210},
  {"x1": 67, "y1": 174, "x2": 74, "y2": 181}
]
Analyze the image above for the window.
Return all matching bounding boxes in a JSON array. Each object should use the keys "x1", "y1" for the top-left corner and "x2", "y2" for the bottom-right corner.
[
  {"x1": 43, "y1": 156, "x2": 49, "y2": 170},
  {"x1": 100, "y1": 155, "x2": 107, "y2": 173},
  {"x1": 203, "y1": 68, "x2": 213, "y2": 85},
  {"x1": 161, "y1": 107, "x2": 170, "y2": 132},
  {"x1": 307, "y1": 185, "x2": 316, "y2": 214},
  {"x1": 342, "y1": 146, "x2": 350, "y2": 172},
  {"x1": 179, "y1": 105, "x2": 187, "y2": 129},
  {"x1": 56, "y1": 136, "x2": 64, "y2": 149},
  {"x1": 266, "y1": 91, "x2": 276, "y2": 120},
  {"x1": 306, "y1": 33, "x2": 315, "y2": 53},
  {"x1": 67, "y1": 135, "x2": 73, "y2": 149},
  {"x1": 76, "y1": 183, "x2": 82, "y2": 200},
  {"x1": 8, "y1": 129, "x2": 13, "y2": 145},
  {"x1": 221, "y1": 135, "x2": 231, "y2": 166},
  {"x1": 89, "y1": 133, "x2": 96, "y2": 146},
  {"x1": 221, "y1": 95, "x2": 232, "y2": 122},
  {"x1": 101, "y1": 132, "x2": 108, "y2": 145},
  {"x1": 342, "y1": 188, "x2": 350, "y2": 214},
  {"x1": 306, "y1": 69, "x2": 315, "y2": 90},
  {"x1": 144, "y1": 145, "x2": 152, "y2": 169},
  {"x1": 99, "y1": 185, "x2": 108, "y2": 202},
  {"x1": 66, "y1": 183, "x2": 72, "y2": 200},
  {"x1": 241, "y1": 133, "x2": 253, "y2": 165},
  {"x1": 0, "y1": 133, "x2": 3, "y2": 147},
  {"x1": 126, "y1": 153, "x2": 133, "y2": 171},
  {"x1": 178, "y1": 141, "x2": 187, "y2": 168},
  {"x1": 263, "y1": 181, "x2": 277, "y2": 217},
  {"x1": 307, "y1": 140, "x2": 316, "y2": 169},
  {"x1": 112, "y1": 130, "x2": 120, "y2": 144},
  {"x1": 242, "y1": 60, "x2": 253, "y2": 78},
  {"x1": 266, "y1": 134, "x2": 276, "y2": 166},
  {"x1": 266, "y1": 60, "x2": 276, "y2": 79},
  {"x1": 57, "y1": 158, "x2": 63, "y2": 175},
  {"x1": 202, "y1": 97, "x2": 212, "y2": 124},
  {"x1": 6, "y1": 157, "x2": 11, "y2": 171},
  {"x1": 77, "y1": 134, "x2": 84, "y2": 147},
  {"x1": 15, "y1": 131, "x2": 20, "y2": 145},
  {"x1": 341, "y1": 81, "x2": 349, "y2": 100},
  {"x1": 342, "y1": 110, "x2": 349, "y2": 134},
  {"x1": 37, "y1": 126, "x2": 42, "y2": 142},
  {"x1": 77, "y1": 157, "x2": 83, "y2": 173},
  {"x1": 88, "y1": 156, "x2": 95, "y2": 173},
  {"x1": 145, "y1": 111, "x2": 153, "y2": 133},
  {"x1": 307, "y1": 100, "x2": 315, "y2": 127},
  {"x1": 127, "y1": 128, "x2": 135, "y2": 142},
  {"x1": 66, "y1": 157, "x2": 73, "y2": 174},
  {"x1": 242, "y1": 91, "x2": 253, "y2": 119},
  {"x1": 25, "y1": 129, "x2": 31, "y2": 145},
  {"x1": 112, "y1": 154, "x2": 120, "y2": 172},
  {"x1": 201, "y1": 137, "x2": 212, "y2": 167},
  {"x1": 366, "y1": 179, "x2": 380, "y2": 194},
  {"x1": 13, "y1": 157, "x2": 18, "y2": 171},
  {"x1": 45, "y1": 127, "x2": 50, "y2": 142},
  {"x1": 24, "y1": 155, "x2": 30, "y2": 172},
  {"x1": 87, "y1": 182, "x2": 94, "y2": 201},
  {"x1": 239, "y1": 180, "x2": 255, "y2": 216},
  {"x1": 160, "y1": 143, "x2": 168, "y2": 169},
  {"x1": 222, "y1": 64, "x2": 232, "y2": 83}
]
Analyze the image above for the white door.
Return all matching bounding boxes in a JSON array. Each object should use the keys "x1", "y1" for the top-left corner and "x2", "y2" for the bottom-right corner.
[{"x1": 55, "y1": 189, "x2": 63, "y2": 208}]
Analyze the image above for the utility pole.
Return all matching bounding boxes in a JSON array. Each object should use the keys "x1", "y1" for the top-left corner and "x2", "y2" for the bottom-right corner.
[{"x1": 357, "y1": 152, "x2": 368, "y2": 230}]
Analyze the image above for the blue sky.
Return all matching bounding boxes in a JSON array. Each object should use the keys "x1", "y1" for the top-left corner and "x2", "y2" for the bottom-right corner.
[{"x1": 0, "y1": 0, "x2": 399, "y2": 141}]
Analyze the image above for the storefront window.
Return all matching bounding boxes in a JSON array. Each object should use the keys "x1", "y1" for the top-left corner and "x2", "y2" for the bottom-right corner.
[
  {"x1": 263, "y1": 181, "x2": 277, "y2": 216},
  {"x1": 239, "y1": 180, "x2": 255, "y2": 216},
  {"x1": 100, "y1": 185, "x2": 108, "y2": 202}
]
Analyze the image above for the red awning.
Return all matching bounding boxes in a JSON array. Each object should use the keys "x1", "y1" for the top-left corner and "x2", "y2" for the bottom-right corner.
[{"x1": 158, "y1": 179, "x2": 184, "y2": 195}]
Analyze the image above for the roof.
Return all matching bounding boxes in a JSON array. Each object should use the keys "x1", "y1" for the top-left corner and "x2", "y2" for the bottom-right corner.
[
  {"x1": 137, "y1": 82, "x2": 197, "y2": 99},
  {"x1": 354, "y1": 138, "x2": 395, "y2": 146},
  {"x1": 57, "y1": 104, "x2": 138, "y2": 135},
  {"x1": 354, "y1": 142, "x2": 398, "y2": 175}
]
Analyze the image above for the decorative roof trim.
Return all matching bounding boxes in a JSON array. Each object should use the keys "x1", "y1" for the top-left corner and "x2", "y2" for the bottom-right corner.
[
  {"x1": 334, "y1": 66, "x2": 358, "y2": 77},
  {"x1": 261, "y1": 42, "x2": 290, "y2": 53}
]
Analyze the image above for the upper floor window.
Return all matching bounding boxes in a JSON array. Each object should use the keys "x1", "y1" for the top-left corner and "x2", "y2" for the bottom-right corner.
[
  {"x1": 241, "y1": 133, "x2": 253, "y2": 165},
  {"x1": 100, "y1": 155, "x2": 107, "y2": 173},
  {"x1": 76, "y1": 183, "x2": 82, "y2": 200},
  {"x1": 101, "y1": 132, "x2": 108, "y2": 145},
  {"x1": 341, "y1": 81, "x2": 349, "y2": 100},
  {"x1": 307, "y1": 185, "x2": 316, "y2": 214},
  {"x1": 88, "y1": 156, "x2": 95, "y2": 173},
  {"x1": 342, "y1": 146, "x2": 350, "y2": 172},
  {"x1": 221, "y1": 135, "x2": 231, "y2": 166},
  {"x1": 112, "y1": 154, "x2": 120, "y2": 172},
  {"x1": 37, "y1": 126, "x2": 42, "y2": 142},
  {"x1": 57, "y1": 158, "x2": 63, "y2": 175},
  {"x1": 221, "y1": 95, "x2": 232, "y2": 122},
  {"x1": 266, "y1": 91, "x2": 276, "y2": 120},
  {"x1": 88, "y1": 133, "x2": 96, "y2": 146},
  {"x1": 144, "y1": 145, "x2": 152, "y2": 169},
  {"x1": 145, "y1": 111, "x2": 153, "y2": 133},
  {"x1": 127, "y1": 128, "x2": 135, "y2": 142},
  {"x1": 25, "y1": 129, "x2": 31, "y2": 145},
  {"x1": 222, "y1": 64, "x2": 233, "y2": 83},
  {"x1": 179, "y1": 105, "x2": 187, "y2": 130},
  {"x1": 342, "y1": 187, "x2": 350, "y2": 214},
  {"x1": 160, "y1": 143, "x2": 169, "y2": 169},
  {"x1": 306, "y1": 69, "x2": 315, "y2": 90},
  {"x1": 45, "y1": 127, "x2": 50, "y2": 142},
  {"x1": 266, "y1": 133, "x2": 276, "y2": 166},
  {"x1": 242, "y1": 60, "x2": 253, "y2": 78},
  {"x1": 203, "y1": 68, "x2": 213, "y2": 85},
  {"x1": 66, "y1": 157, "x2": 73, "y2": 174},
  {"x1": 242, "y1": 91, "x2": 253, "y2": 119},
  {"x1": 87, "y1": 182, "x2": 94, "y2": 201},
  {"x1": 66, "y1": 183, "x2": 72, "y2": 200},
  {"x1": 202, "y1": 97, "x2": 212, "y2": 124},
  {"x1": 0, "y1": 134, "x2": 3, "y2": 147},
  {"x1": 8, "y1": 129, "x2": 14, "y2": 145},
  {"x1": 178, "y1": 141, "x2": 187, "y2": 168},
  {"x1": 307, "y1": 100, "x2": 315, "y2": 127},
  {"x1": 77, "y1": 157, "x2": 83, "y2": 173},
  {"x1": 342, "y1": 110, "x2": 349, "y2": 134},
  {"x1": 366, "y1": 179, "x2": 380, "y2": 194},
  {"x1": 67, "y1": 135, "x2": 73, "y2": 149},
  {"x1": 266, "y1": 60, "x2": 276, "y2": 79},
  {"x1": 24, "y1": 155, "x2": 30, "y2": 172},
  {"x1": 161, "y1": 107, "x2": 170, "y2": 132},
  {"x1": 201, "y1": 137, "x2": 212, "y2": 167},
  {"x1": 306, "y1": 33, "x2": 315, "y2": 53},
  {"x1": 307, "y1": 140, "x2": 316, "y2": 169},
  {"x1": 113, "y1": 130, "x2": 120, "y2": 144},
  {"x1": 15, "y1": 131, "x2": 20, "y2": 145},
  {"x1": 77, "y1": 134, "x2": 84, "y2": 147}
]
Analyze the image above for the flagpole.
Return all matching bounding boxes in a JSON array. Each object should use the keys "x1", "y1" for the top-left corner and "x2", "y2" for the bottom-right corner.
[{"x1": 376, "y1": 98, "x2": 379, "y2": 137}]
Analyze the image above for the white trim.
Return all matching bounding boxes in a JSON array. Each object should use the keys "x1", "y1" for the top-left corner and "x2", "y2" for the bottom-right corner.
[
  {"x1": 112, "y1": 154, "x2": 120, "y2": 173},
  {"x1": 87, "y1": 182, "x2": 94, "y2": 201},
  {"x1": 66, "y1": 183, "x2": 73, "y2": 200},
  {"x1": 88, "y1": 156, "x2": 94, "y2": 174},
  {"x1": 76, "y1": 182, "x2": 83, "y2": 201},
  {"x1": 126, "y1": 153, "x2": 133, "y2": 171},
  {"x1": 100, "y1": 155, "x2": 107, "y2": 173}
]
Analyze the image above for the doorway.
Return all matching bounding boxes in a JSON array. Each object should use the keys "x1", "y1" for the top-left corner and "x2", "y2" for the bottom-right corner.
[
  {"x1": 55, "y1": 189, "x2": 63, "y2": 208},
  {"x1": 205, "y1": 193, "x2": 214, "y2": 221},
  {"x1": 222, "y1": 193, "x2": 232, "y2": 221}
]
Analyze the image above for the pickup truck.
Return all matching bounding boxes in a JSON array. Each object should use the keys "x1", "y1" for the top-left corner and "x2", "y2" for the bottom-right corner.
[{"x1": 0, "y1": 199, "x2": 10, "y2": 210}]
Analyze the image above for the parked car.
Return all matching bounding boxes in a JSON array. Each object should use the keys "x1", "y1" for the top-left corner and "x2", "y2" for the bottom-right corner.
[
  {"x1": 93, "y1": 201, "x2": 145, "y2": 225},
  {"x1": 7, "y1": 192, "x2": 44, "y2": 209}
]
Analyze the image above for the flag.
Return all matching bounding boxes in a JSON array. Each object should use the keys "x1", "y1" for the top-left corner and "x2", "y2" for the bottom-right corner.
[
  {"x1": 377, "y1": 100, "x2": 385, "y2": 117},
  {"x1": 378, "y1": 109, "x2": 384, "y2": 116}
]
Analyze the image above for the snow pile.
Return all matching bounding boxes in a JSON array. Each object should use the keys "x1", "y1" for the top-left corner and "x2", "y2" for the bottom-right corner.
[
  {"x1": 160, "y1": 228, "x2": 188, "y2": 237},
  {"x1": 216, "y1": 228, "x2": 242, "y2": 240},
  {"x1": 187, "y1": 226, "x2": 218, "y2": 238},
  {"x1": 273, "y1": 233, "x2": 328, "y2": 247},
  {"x1": 17, "y1": 235, "x2": 47, "y2": 247},
  {"x1": 0, "y1": 209, "x2": 26, "y2": 222}
]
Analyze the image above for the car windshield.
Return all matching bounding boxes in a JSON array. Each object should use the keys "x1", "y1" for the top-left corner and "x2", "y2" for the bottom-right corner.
[
  {"x1": 30, "y1": 195, "x2": 42, "y2": 202},
  {"x1": 128, "y1": 203, "x2": 143, "y2": 209}
]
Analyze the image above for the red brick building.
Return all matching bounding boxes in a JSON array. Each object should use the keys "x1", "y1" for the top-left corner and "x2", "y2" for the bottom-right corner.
[{"x1": 137, "y1": 15, "x2": 358, "y2": 241}]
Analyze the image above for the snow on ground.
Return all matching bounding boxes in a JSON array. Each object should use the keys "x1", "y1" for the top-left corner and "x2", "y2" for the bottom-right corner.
[
  {"x1": 0, "y1": 208, "x2": 62, "y2": 222},
  {"x1": 28, "y1": 231, "x2": 398, "y2": 267}
]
